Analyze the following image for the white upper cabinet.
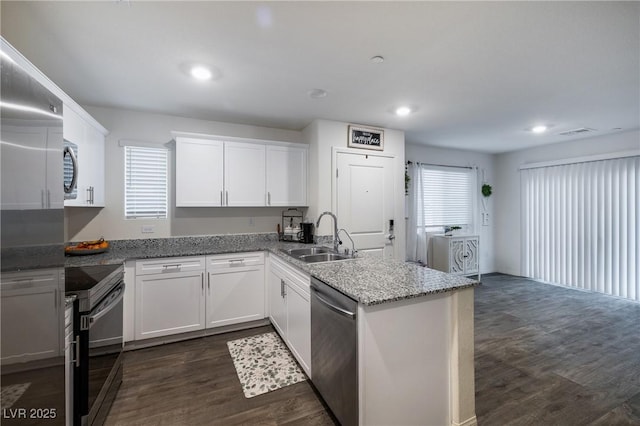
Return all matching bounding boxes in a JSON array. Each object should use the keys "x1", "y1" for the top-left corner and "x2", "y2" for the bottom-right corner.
[
  {"x1": 224, "y1": 141, "x2": 266, "y2": 206},
  {"x1": 174, "y1": 134, "x2": 308, "y2": 207},
  {"x1": 63, "y1": 105, "x2": 106, "y2": 207},
  {"x1": 266, "y1": 145, "x2": 307, "y2": 206},
  {"x1": 176, "y1": 137, "x2": 224, "y2": 207}
]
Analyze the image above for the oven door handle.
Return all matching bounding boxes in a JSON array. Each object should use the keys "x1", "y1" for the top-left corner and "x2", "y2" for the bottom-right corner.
[{"x1": 89, "y1": 283, "x2": 124, "y2": 326}]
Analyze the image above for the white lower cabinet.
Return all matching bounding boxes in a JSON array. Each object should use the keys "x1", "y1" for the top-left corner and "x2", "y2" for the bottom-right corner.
[
  {"x1": 206, "y1": 252, "x2": 265, "y2": 328},
  {"x1": 285, "y1": 281, "x2": 311, "y2": 374},
  {"x1": 268, "y1": 254, "x2": 311, "y2": 377},
  {"x1": 134, "y1": 257, "x2": 206, "y2": 340},
  {"x1": 133, "y1": 253, "x2": 266, "y2": 341},
  {"x1": 0, "y1": 268, "x2": 63, "y2": 364}
]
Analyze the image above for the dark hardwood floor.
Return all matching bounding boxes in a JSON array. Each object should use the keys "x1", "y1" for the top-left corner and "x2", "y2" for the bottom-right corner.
[
  {"x1": 476, "y1": 274, "x2": 640, "y2": 425},
  {"x1": 105, "y1": 274, "x2": 640, "y2": 425},
  {"x1": 104, "y1": 325, "x2": 335, "y2": 426}
]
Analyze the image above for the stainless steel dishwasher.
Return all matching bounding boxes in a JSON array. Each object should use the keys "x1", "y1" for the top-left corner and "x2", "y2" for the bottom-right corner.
[{"x1": 310, "y1": 277, "x2": 358, "y2": 426}]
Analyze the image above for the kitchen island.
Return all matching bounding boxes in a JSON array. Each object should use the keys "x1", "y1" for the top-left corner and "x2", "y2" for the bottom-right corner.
[{"x1": 63, "y1": 233, "x2": 477, "y2": 426}]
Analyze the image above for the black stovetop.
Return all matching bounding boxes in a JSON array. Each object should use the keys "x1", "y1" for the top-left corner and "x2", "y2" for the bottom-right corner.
[{"x1": 65, "y1": 264, "x2": 123, "y2": 293}]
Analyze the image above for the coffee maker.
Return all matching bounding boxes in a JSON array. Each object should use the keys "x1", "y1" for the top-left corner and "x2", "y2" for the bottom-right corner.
[{"x1": 298, "y1": 222, "x2": 314, "y2": 244}]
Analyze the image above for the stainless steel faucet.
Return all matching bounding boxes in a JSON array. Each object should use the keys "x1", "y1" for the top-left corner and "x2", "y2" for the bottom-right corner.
[
  {"x1": 338, "y1": 228, "x2": 357, "y2": 257},
  {"x1": 316, "y1": 211, "x2": 341, "y2": 252}
]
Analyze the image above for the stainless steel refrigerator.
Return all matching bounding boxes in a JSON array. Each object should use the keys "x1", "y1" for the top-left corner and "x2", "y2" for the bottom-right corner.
[{"x1": 1, "y1": 44, "x2": 66, "y2": 425}]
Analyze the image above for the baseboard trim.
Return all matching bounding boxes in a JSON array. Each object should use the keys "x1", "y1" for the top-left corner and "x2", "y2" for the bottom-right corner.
[
  {"x1": 124, "y1": 319, "x2": 271, "y2": 351},
  {"x1": 452, "y1": 415, "x2": 477, "y2": 426}
]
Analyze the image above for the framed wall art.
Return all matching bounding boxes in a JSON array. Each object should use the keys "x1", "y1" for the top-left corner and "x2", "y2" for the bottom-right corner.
[{"x1": 348, "y1": 125, "x2": 384, "y2": 151}]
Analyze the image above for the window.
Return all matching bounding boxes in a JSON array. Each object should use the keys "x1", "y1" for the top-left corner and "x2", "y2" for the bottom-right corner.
[
  {"x1": 124, "y1": 146, "x2": 168, "y2": 219},
  {"x1": 420, "y1": 165, "x2": 474, "y2": 229}
]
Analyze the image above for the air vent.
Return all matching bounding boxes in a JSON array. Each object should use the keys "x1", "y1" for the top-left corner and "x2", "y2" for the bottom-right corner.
[{"x1": 558, "y1": 127, "x2": 597, "y2": 136}]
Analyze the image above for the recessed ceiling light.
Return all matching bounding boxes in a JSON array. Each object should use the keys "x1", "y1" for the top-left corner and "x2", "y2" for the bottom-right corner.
[
  {"x1": 370, "y1": 55, "x2": 385, "y2": 64},
  {"x1": 190, "y1": 65, "x2": 212, "y2": 81},
  {"x1": 308, "y1": 89, "x2": 328, "y2": 99},
  {"x1": 531, "y1": 125, "x2": 548, "y2": 134},
  {"x1": 395, "y1": 106, "x2": 412, "y2": 116}
]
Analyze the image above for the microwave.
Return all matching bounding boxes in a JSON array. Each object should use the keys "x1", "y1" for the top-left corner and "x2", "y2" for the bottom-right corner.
[{"x1": 63, "y1": 139, "x2": 78, "y2": 200}]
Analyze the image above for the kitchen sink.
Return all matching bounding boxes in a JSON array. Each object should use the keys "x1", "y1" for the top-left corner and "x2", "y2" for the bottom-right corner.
[
  {"x1": 284, "y1": 247, "x2": 332, "y2": 257},
  {"x1": 298, "y1": 253, "x2": 352, "y2": 263},
  {"x1": 279, "y1": 246, "x2": 354, "y2": 263}
]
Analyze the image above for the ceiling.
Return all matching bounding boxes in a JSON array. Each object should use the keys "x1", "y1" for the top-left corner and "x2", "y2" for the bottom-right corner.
[{"x1": 1, "y1": 1, "x2": 638, "y2": 153}]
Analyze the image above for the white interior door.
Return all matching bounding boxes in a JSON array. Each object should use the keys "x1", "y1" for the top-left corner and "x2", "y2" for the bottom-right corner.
[{"x1": 335, "y1": 152, "x2": 395, "y2": 259}]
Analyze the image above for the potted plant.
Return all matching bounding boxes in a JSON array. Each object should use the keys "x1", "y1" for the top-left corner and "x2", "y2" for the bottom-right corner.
[{"x1": 481, "y1": 183, "x2": 492, "y2": 197}]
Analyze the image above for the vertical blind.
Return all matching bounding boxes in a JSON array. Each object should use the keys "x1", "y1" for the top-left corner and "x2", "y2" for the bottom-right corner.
[
  {"x1": 421, "y1": 165, "x2": 474, "y2": 227},
  {"x1": 124, "y1": 146, "x2": 168, "y2": 219},
  {"x1": 521, "y1": 156, "x2": 639, "y2": 301}
]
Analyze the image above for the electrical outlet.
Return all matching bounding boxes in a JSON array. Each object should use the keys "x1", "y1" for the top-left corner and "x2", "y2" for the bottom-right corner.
[
  {"x1": 141, "y1": 225, "x2": 155, "y2": 234},
  {"x1": 482, "y1": 213, "x2": 490, "y2": 226},
  {"x1": 249, "y1": 217, "x2": 255, "y2": 226}
]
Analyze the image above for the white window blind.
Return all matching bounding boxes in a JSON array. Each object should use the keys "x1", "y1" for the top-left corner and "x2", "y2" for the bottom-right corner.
[
  {"x1": 124, "y1": 146, "x2": 168, "y2": 219},
  {"x1": 521, "y1": 155, "x2": 639, "y2": 301},
  {"x1": 421, "y1": 165, "x2": 474, "y2": 227}
]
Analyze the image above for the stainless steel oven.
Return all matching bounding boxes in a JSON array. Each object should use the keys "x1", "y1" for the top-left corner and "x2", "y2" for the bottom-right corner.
[{"x1": 66, "y1": 264, "x2": 124, "y2": 426}]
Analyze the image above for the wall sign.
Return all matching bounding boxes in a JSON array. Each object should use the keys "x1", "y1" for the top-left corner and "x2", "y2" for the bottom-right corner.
[{"x1": 348, "y1": 125, "x2": 384, "y2": 151}]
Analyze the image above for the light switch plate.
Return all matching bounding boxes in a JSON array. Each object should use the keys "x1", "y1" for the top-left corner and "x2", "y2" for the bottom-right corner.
[{"x1": 482, "y1": 213, "x2": 490, "y2": 226}]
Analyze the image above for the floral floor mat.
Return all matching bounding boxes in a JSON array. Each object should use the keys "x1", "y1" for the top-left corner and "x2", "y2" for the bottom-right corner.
[
  {"x1": 227, "y1": 332, "x2": 307, "y2": 398},
  {"x1": 1, "y1": 383, "x2": 30, "y2": 409}
]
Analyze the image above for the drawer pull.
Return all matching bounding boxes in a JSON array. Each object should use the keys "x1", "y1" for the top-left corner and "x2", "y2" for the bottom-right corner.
[
  {"x1": 162, "y1": 263, "x2": 182, "y2": 270},
  {"x1": 228, "y1": 259, "x2": 245, "y2": 265}
]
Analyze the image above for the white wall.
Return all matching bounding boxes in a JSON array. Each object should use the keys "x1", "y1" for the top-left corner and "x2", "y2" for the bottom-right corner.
[
  {"x1": 405, "y1": 144, "x2": 496, "y2": 274},
  {"x1": 65, "y1": 106, "x2": 304, "y2": 241},
  {"x1": 304, "y1": 119, "x2": 406, "y2": 261},
  {"x1": 495, "y1": 129, "x2": 640, "y2": 276}
]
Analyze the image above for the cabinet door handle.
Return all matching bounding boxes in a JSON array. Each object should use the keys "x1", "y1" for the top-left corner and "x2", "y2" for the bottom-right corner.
[
  {"x1": 41, "y1": 190, "x2": 45, "y2": 209},
  {"x1": 267, "y1": 192, "x2": 271, "y2": 205},
  {"x1": 280, "y1": 279, "x2": 287, "y2": 298},
  {"x1": 207, "y1": 273, "x2": 211, "y2": 293},
  {"x1": 225, "y1": 191, "x2": 229, "y2": 206},
  {"x1": 220, "y1": 191, "x2": 223, "y2": 206},
  {"x1": 47, "y1": 189, "x2": 51, "y2": 208},
  {"x1": 201, "y1": 273, "x2": 205, "y2": 295}
]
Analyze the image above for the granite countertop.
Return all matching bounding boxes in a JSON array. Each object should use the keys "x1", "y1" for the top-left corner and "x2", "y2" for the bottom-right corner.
[{"x1": 60, "y1": 233, "x2": 477, "y2": 306}]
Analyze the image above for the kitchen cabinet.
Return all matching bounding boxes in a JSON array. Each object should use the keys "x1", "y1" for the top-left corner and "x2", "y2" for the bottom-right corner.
[
  {"x1": 224, "y1": 141, "x2": 266, "y2": 206},
  {"x1": 175, "y1": 137, "x2": 224, "y2": 207},
  {"x1": 134, "y1": 256, "x2": 206, "y2": 340},
  {"x1": 1, "y1": 124, "x2": 63, "y2": 210},
  {"x1": 431, "y1": 235, "x2": 480, "y2": 279},
  {"x1": 266, "y1": 145, "x2": 307, "y2": 206},
  {"x1": 133, "y1": 253, "x2": 267, "y2": 341},
  {"x1": 1, "y1": 268, "x2": 63, "y2": 364},
  {"x1": 268, "y1": 263, "x2": 288, "y2": 338},
  {"x1": 174, "y1": 134, "x2": 308, "y2": 207},
  {"x1": 63, "y1": 105, "x2": 106, "y2": 207},
  {"x1": 268, "y1": 254, "x2": 311, "y2": 376},
  {"x1": 205, "y1": 252, "x2": 265, "y2": 328}
]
